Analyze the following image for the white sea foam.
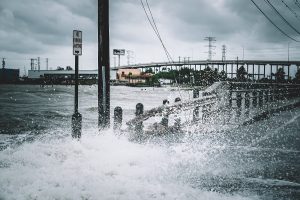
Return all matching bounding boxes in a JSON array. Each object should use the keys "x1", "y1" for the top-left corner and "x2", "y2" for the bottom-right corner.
[{"x1": 0, "y1": 129, "x2": 258, "y2": 200}]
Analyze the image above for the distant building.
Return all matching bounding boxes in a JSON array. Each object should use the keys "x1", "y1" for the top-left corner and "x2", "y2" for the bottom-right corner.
[
  {"x1": 28, "y1": 70, "x2": 98, "y2": 80},
  {"x1": 116, "y1": 68, "x2": 152, "y2": 83},
  {"x1": 28, "y1": 69, "x2": 117, "y2": 80},
  {"x1": 0, "y1": 68, "x2": 20, "y2": 83}
]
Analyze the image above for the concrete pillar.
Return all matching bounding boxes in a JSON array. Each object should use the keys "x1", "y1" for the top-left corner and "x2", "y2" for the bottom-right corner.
[
  {"x1": 270, "y1": 65, "x2": 273, "y2": 80},
  {"x1": 253, "y1": 64, "x2": 255, "y2": 81},
  {"x1": 258, "y1": 65, "x2": 260, "y2": 80}
]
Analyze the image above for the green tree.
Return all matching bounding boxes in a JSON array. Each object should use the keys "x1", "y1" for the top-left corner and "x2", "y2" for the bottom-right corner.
[
  {"x1": 275, "y1": 68, "x2": 285, "y2": 83},
  {"x1": 236, "y1": 66, "x2": 247, "y2": 81},
  {"x1": 294, "y1": 69, "x2": 300, "y2": 83}
]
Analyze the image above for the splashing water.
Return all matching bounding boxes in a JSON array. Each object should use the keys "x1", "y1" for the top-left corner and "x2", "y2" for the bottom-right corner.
[{"x1": 0, "y1": 85, "x2": 299, "y2": 199}]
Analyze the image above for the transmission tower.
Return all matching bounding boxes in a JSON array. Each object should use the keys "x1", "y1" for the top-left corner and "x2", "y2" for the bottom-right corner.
[
  {"x1": 204, "y1": 37, "x2": 216, "y2": 61},
  {"x1": 222, "y1": 45, "x2": 226, "y2": 61},
  {"x1": 2, "y1": 58, "x2": 5, "y2": 69},
  {"x1": 46, "y1": 58, "x2": 49, "y2": 70},
  {"x1": 126, "y1": 50, "x2": 134, "y2": 65}
]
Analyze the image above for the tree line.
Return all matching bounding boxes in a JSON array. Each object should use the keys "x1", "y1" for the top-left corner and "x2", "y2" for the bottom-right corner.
[{"x1": 144, "y1": 66, "x2": 300, "y2": 86}]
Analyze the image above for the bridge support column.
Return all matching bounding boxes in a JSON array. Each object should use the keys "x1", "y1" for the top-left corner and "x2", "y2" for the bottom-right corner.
[
  {"x1": 246, "y1": 64, "x2": 249, "y2": 78},
  {"x1": 270, "y1": 65, "x2": 273, "y2": 81},
  {"x1": 258, "y1": 65, "x2": 260, "y2": 80},
  {"x1": 288, "y1": 65, "x2": 290, "y2": 81},
  {"x1": 252, "y1": 64, "x2": 255, "y2": 81}
]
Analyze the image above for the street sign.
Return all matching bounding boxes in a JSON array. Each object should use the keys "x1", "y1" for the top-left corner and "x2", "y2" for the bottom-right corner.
[
  {"x1": 73, "y1": 30, "x2": 82, "y2": 56},
  {"x1": 113, "y1": 49, "x2": 125, "y2": 55}
]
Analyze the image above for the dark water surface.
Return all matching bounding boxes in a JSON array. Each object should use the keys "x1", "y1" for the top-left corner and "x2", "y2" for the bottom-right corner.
[{"x1": 0, "y1": 84, "x2": 299, "y2": 200}]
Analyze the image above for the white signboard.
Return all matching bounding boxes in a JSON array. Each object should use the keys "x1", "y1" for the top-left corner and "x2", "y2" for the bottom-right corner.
[
  {"x1": 113, "y1": 49, "x2": 125, "y2": 55},
  {"x1": 73, "y1": 30, "x2": 82, "y2": 56}
]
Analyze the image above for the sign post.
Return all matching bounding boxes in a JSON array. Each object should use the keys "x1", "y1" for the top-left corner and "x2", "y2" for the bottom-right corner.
[{"x1": 72, "y1": 30, "x2": 82, "y2": 138}]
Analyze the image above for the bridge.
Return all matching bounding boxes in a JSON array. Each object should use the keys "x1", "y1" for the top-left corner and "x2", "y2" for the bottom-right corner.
[{"x1": 112, "y1": 60, "x2": 300, "y2": 80}]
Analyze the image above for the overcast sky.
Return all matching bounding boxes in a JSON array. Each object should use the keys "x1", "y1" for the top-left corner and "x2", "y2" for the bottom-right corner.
[{"x1": 1, "y1": 0, "x2": 300, "y2": 74}]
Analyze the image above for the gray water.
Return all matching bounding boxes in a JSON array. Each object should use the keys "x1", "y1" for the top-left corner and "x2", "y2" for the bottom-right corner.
[{"x1": 0, "y1": 85, "x2": 299, "y2": 200}]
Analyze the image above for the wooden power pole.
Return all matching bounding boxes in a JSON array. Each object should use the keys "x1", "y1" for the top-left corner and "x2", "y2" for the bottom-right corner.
[{"x1": 98, "y1": 0, "x2": 110, "y2": 129}]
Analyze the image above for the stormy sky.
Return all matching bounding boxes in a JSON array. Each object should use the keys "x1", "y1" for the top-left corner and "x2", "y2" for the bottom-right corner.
[{"x1": 1, "y1": 0, "x2": 300, "y2": 74}]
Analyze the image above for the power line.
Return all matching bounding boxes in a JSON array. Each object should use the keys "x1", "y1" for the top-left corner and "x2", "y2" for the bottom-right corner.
[
  {"x1": 295, "y1": 0, "x2": 300, "y2": 9},
  {"x1": 264, "y1": 0, "x2": 300, "y2": 35},
  {"x1": 280, "y1": 0, "x2": 300, "y2": 20},
  {"x1": 250, "y1": 0, "x2": 300, "y2": 42},
  {"x1": 140, "y1": 0, "x2": 173, "y2": 62}
]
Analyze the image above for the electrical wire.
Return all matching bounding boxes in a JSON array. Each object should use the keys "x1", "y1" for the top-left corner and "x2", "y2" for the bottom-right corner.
[
  {"x1": 250, "y1": 0, "x2": 299, "y2": 42},
  {"x1": 295, "y1": 0, "x2": 300, "y2": 9},
  {"x1": 140, "y1": 0, "x2": 191, "y2": 123},
  {"x1": 140, "y1": 0, "x2": 173, "y2": 62},
  {"x1": 280, "y1": 0, "x2": 300, "y2": 20},
  {"x1": 264, "y1": 0, "x2": 300, "y2": 35}
]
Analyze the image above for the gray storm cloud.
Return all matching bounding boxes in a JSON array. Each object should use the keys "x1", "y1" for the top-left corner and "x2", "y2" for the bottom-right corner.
[{"x1": 0, "y1": 0, "x2": 299, "y2": 71}]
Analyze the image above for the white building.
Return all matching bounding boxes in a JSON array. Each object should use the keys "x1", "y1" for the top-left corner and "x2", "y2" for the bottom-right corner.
[{"x1": 28, "y1": 70, "x2": 116, "y2": 80}]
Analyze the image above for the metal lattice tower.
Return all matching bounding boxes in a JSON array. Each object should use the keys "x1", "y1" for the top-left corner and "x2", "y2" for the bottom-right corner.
[
  {"x1": 204, "y1": 37, "x2": 216, "y2": 61},
  {"x1": 126, "y1": 50, "x2": 134, "y2": 65},
  {"x1": 30, "y1": 59, "x2": 34, "y2": 70},
  {"x1": 46, "y1": 58, "x2": 48, "y2": 70},
  {"x1": 2, "y1": 58, "x2": 5, "y2": 69},
  {"x1": 222, "y1": 45, "x2": 226, "y2": 61}
]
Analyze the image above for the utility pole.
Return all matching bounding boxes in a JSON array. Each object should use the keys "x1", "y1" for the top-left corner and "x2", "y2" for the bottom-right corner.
[
  {"x1": 288, "y1": 42, "x2": 290, "y2": 62},
  {"x1": 46, "y1": 58, "x2": 49, "y2": 70},
  {"x1": 204, "y1": 36, "x2": 216, "y2": 61},
  {"x1": 2, "y1": 58, "x2": 5, "y2": 69},
  {"x1": 98, "y1": 0, "x2": 110, "y2": 129},
  {"x1": 37, "y1": 57, "x2": 40, "y2": 71},
  {"x1": 242, "y1": 47, "x2": 245, "y2": 61},
  {"x1": 222, "y1": 45, "x2": 226, "y2": 61}
]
